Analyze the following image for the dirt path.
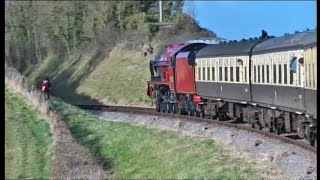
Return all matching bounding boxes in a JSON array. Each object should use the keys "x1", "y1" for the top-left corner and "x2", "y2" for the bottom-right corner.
[
  {"x1": 50, "y1": 111, "x2": 107, "y2": 179},
  {"x1": 5, "y1": 67, "x2": 107, "y2": 179}
]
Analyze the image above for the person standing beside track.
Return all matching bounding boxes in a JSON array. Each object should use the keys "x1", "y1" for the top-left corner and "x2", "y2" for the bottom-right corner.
[
  {"x1": 147, "y1": 44, "x2": 154, "y2": 55},
  {"x1": 41, "y1": 77, "x2": 51, "y2": 100}
]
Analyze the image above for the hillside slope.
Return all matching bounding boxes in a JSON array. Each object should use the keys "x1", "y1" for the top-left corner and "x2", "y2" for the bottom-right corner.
[
  {"x1": 27, "y1": 23, "x2": 216, "y2": 106},
  {"x1": 24, "y1": 41, "x2": 149, "y2": 106},
  {"x1": 6, "y1": 1, "x2": 217, "y2": 106}
]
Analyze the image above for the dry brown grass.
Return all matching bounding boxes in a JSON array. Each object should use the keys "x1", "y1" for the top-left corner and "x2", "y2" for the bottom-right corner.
[{"x1": 5, "y1": 65, "x2": 107, "y2": 179}]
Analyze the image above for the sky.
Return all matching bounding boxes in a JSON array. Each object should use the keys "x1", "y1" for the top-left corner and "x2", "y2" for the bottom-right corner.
[{"x1": 183, "y1": 1, "x2": 317, "y2": 41}]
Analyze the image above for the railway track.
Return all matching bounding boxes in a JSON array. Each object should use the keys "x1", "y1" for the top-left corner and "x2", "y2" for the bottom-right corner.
[{"x1": 75, "y1": 104, "x2": 316, "y2": 153}]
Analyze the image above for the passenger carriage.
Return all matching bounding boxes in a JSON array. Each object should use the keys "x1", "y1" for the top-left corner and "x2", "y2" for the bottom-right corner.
[{"x1": 147, "y1": 30, "x2": 317, "y2": 146}]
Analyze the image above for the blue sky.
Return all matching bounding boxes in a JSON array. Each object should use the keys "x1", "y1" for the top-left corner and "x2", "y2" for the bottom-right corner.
[{"x1": 183, "y1": 1, "x2": 317, "y2": 40}]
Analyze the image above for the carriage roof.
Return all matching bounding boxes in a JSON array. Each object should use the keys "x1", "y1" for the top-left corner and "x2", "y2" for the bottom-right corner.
[
  {"x1": 252, "y1": 30, "x2": 316, "y2": 54},
  {"x1": 196, "y1": 39, "x2": 262, "y2": 58}
]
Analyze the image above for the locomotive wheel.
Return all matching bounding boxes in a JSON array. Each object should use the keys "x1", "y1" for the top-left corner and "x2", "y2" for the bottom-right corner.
[
  {"x1": 310, "y1": 133, "x2": 316, "y2": 146},
  {"x1": 251, "y1": 122, "x2": 255, "y2": 128},
  {"x1": 194, "y1": 111, "x2": 199, "y2": 117},
  {"x1": 165, "y1": 103, "x2": 170, "y2": 113},
  {"x1": 275, "y1": 117, "x2": 284, "y2": 135},
  {"x1": 276, "y1": 125, "x2": 282, "y2": 135},
  {"x1": 259, "y1": 122, "x2": 263, "y2": 130},
  {"x1": 218, "y1": 111, "x2": 227, "y2": 121},
  {"x1": 305, "y1": 125, "x2": 311, "y2": 142},
  {"x1": 297, "y1": 122, "x2": 305, "y2": 139},
  {"x1": 187, "y1": 110, "x2": 195, "y2": 116},
  {"x1": 167, "y1": 103, "x2": 171, "y2": 113},
  {"x1": 168, "y1": 103, "x2": 174, "y2": 114},
  {"x1": 269, "y1": 118, "x2": 274, "y2": 133},
  {"x1": 172, "y1": 104, "x2": 178, "y2": 114},
  {"x1": 193, "y1": 110, "x2": 197, "y2": 117},
  {"x1": 179, "y1": 108, "x2": 184, "y2": 115},
  {"x1": 162, "y1": 103, "x2": 166, "y2": 113},
  {"x1": 156, "y1": 102, "x2": 161, "y2": 112},
  {"x1": 199, "y1": 112, "x2": 204, "y2": 118}
]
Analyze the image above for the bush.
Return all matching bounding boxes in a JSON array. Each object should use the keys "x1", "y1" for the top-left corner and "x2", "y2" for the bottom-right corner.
[{"x1": 148, "y1": 23, "x2": 159, "y2": 34}]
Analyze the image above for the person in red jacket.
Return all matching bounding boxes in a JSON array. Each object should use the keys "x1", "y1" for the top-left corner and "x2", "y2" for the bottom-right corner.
[
  {"x1": 41, "y1": 78, "x2": 51, "y2": 99},
  {"x1": 147, "y1": 45, "x2": 153, "y2": 54}
]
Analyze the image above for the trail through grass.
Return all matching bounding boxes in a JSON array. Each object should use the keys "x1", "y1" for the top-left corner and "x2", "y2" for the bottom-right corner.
[
  {"x1": 5, "y1": 88, "x2": 53, "y2": 179},
  {"x1": 52, "y1": 99, "x2": 263, "y2": 179}
]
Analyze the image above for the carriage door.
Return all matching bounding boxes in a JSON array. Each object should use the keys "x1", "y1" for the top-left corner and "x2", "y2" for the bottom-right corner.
[{"x1": 298, "y1": 51, "x2": 305, "y2": 111}]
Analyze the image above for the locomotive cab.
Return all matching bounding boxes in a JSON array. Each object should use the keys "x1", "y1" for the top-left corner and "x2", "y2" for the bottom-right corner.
[
  {"x1": 147, "y1": 43, "x2": 207, "y2": 114},
  {"x1": 147, "y1": 44, "x2": 185, "y2": 109}
]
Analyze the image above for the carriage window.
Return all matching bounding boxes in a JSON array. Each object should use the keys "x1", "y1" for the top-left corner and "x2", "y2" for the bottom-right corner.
[
  {"x1": 254, "y1": 66, "x2": 256, "y2": 83},
  {"x1": 313, "y1": 49, "x2": 317, "y2": 88},
  {"x1": 311, "y1": 63, "x2": 314, "y2": 88},
  {"x1": 212, "y1": 67, "x2": 215, "y2": 81},
  {"x1": 310, "y1": 63, "x2": 314, "y2": 87},
  {"x1": 219, "y1": 67, "x2": 222, "y2": 81},
  {"x1": 266, "y1": 65, "x2": 269, "y2": 83},
  {"x1": 202, "y1": 67, "x2": 206, "y2": 81},
  {"x1": 312, "y1": 63, "x2": 315, "y2": 88},
  {"x1": 308, "y1": 63, "x2": 310, "y2": 88},
  {"x1": 309, "y1": 64, "x2": 311, "y2": 88},
  {"x1": 305, "y1": 63, "x2": 308, "y2": 87},
  {"x1": 273, "y1": 64, "x2": 277, "y2": 84},
  {"x1": 258, "y1": 65, "x2": 260, "y2": 83},
  {"x1": 245, "y1": 67, "x2": 247, "y2": 83},
  {"x1": 262, "y1": 65, "x2": 265, "y2": 83},
  {"x1": 290, "y1": 67, "x2": 293, "y2": 85},
  {"x1": 278, "y1": 64, "x2": 282, "y2": 84},
  {"x1": 198, "y1": 67, "x2": 201, "y2": 80},
  {"x1": 298, "y1": 62, "x2": 301, "y2": 86},
  {"x1": 284, "y1": 64, "x2": 287, "y2": 84},
  {"x1": 207, "y1": 67, "x2": 210, "y2": 81},
  {"x1": 225, "y1": 67, "x2": 228, "y2": 81},
  {"x1": 236, "y1": 66, "x2": 240, "y2": 82},
  {"x1": 230, "y1": 67, "x2": 234, "y2": 82}
]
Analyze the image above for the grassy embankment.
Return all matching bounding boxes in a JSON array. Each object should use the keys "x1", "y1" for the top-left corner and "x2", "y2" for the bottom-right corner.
[
  {"x1": 25, "y1": 23, "x2": 215, "y2": 107},
  {"x1": 5, "y1": 88, "x2": 53, "y2": 179},
  {"x1": 28, "y1": 45, "x2": 152, "y2": 106},
  {"x1": 7, "y1": 2, "x2": 216, "y2": 107},
  {"x1": 51, "y1": 98, "x2": 262, "y2": 179}
]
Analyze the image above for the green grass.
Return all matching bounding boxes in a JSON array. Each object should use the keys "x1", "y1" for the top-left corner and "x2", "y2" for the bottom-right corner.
[
  {"x1": 29, "y1": 55, "x2": 63, "y2": 83},
  {"x1": 52, "y1": 98, "x2": 262, "y2": 179},
  {"x1": 5, "y1": 88, "x2": 53, "y2": 179},
  {"x1": 76, "y1": 48, "x2": 151, "y2": 105},
  {"x1": 26, "y1": 45, "x2": 152, "y2": 105},
  {"x1": 28, "y1": 49, "x2": 98, "y2": 103}
]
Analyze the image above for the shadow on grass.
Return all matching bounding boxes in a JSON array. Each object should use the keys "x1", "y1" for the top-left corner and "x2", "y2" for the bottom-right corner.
[
  {"x1": 31, "y1": 48, "x2": 111, "y2": 105},
  {"x1": 67, "y1": 122, "x2": 114, "y2": 173}
]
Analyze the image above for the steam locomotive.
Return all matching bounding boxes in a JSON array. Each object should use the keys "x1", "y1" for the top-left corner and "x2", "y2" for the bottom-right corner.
[{"x1": 147, "y1": 30, "x2": 317, "y2": 146}]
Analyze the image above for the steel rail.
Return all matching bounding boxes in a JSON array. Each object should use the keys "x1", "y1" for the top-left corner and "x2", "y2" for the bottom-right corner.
[{"x1": 75, "y1": 104, "x2": 316, "y2": 153}]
